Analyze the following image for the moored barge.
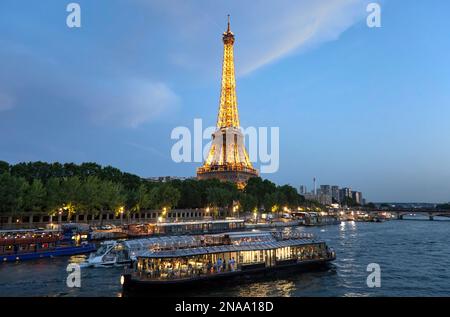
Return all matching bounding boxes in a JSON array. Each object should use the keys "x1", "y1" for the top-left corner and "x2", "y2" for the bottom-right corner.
[
  {"x1": 1, "y1": 225, "x2": 96, "y2": 262},
  {"x1": 121, "y1": 230, "x2": 336, "y2": 292}
]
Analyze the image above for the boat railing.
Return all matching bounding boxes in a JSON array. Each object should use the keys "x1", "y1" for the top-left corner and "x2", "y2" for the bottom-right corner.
[
  {"x1": 133, "y1": 264, "x2": 241, "y2": 281},
  {"x1": 271, "y1": 231, "x2": 315, "y2": 241}
]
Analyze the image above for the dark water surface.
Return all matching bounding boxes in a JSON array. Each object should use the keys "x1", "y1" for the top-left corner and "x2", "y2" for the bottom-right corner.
[{"x1": 1, "y1": 220, "x2": 450, "y2": 297}]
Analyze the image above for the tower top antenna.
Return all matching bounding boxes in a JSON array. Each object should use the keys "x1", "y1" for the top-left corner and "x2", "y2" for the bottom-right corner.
[{"x1": 227, "y1": 14, "x2": 231, "y2": 32}]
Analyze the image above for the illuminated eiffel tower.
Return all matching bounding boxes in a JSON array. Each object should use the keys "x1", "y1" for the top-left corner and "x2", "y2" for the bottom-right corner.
[{"x1": 197, "y1": 16, "x2": 259, "y2": 188}]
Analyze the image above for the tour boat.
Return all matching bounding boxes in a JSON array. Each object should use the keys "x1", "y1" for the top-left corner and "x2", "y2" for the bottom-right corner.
[
  {"x1": 0, "y1": 225, "x2": 96, "y2": 263},
  {"x1": 123, "y1": 219, "x2": 245, "y2": 238},
  {"x1": 121, "y1": 230, "x2": 336, "y2": 293}
]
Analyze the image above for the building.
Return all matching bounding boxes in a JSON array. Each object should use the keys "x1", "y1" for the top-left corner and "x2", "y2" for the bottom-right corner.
[
  {"x1": 303, "y1": 192, "x2": 332, "y2": 206},
  {"x1": 352, "y1": 191, "x2": 363, "y2": 205},
  {"x1": 331, "y1": 186, "x2": 340, "y2": 203},
  {"x1": 197, "y1": 16, "x2": 258, "y2": 189},
  {"x1": 320, "y1": 185, "x2": 332, "y2": 196},
  {"x1": 339, "y1": 187, "x2": 352, "y2": 203},
  {"x1": 299, "y1": 185, "x2": 307, "y2": 195},
  {"x1": 317, "y1": 193, "x2": 332, "y2": 205}
]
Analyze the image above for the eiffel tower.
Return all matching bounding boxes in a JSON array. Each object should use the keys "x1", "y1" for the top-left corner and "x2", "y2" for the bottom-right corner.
[{"x1": 197, "y1": 16, "x2": 259, "y2": 188}]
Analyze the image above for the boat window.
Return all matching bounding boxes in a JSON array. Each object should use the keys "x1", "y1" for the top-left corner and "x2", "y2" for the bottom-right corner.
[{"x1": 95, "y1": 244, "x2": 110, "y2": 256}]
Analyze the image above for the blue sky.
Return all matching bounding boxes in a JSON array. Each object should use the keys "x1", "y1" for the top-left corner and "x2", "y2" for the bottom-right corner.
[{"x1": 1, "y1": 0, "x2": 450, "y2": 202}]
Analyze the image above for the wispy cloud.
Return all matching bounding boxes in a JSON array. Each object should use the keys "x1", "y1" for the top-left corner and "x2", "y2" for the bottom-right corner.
[
  {"x1": 140, "y1": 0, "x2": 369, "y2": 76},
  {"x1": 88, "y1": 79, "x2": 180, "y2": 128},
  {"x1": 237, "y1": 0, "x2": 369, "y2": 75}
]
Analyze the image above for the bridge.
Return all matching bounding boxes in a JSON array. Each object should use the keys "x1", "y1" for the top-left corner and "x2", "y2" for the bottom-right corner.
[{"x1": 369, "y1": 209, "x2": 450, "y2": 221}]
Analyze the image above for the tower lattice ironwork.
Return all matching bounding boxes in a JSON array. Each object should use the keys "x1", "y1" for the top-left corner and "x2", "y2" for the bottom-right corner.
[{"x1": 197, "y1": 16, "x2": 259, "y2": 188}]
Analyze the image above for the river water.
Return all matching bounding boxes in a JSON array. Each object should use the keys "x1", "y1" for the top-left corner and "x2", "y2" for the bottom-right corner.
[{"x1": 1, "y1": 219, "x2": 450, "y2": 297}]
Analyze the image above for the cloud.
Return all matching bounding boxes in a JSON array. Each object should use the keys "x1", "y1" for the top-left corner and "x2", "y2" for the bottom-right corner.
[
  {"x1": 0, "y1": 92, "x2": 14, "y2": 111},
  {"x1": 236, "y1": 0, "x2": 369, "y2": 75},
  {"x1": 139, "y1": 0, "x2": 369, "y2": 76},
  {"x1": 88, "y1": 79, "x2": 179, "y2": 128}
]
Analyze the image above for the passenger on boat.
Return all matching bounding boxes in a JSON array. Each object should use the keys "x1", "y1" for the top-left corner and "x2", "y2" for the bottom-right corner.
[
  {"x1": 207, "y1": 260, "x2": 213, "y2": 273},
  {"x1": 217, "y1": 258, "x2": 223, "y2": 272},
  {"x1": 229, "y1": 257, "x2": 236, "y2": 271}
]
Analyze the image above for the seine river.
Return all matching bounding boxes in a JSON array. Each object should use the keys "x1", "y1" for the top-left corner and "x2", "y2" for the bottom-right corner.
[{"x1": 1, "y1": 219, "x2": 450, "y2": 297}]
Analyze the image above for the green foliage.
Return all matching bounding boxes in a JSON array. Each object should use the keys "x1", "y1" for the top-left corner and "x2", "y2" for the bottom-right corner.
[
  {"x1": 365, "y1": 202, "x2": 376, "y2": 209},
  {"x1": 128, "y1": 184, "x2": 152, "y2": 213},
  {"x1": 239, "y1": 193, "x2": 257, "y2": 212},
  {"x1": 0, "y1": 161, "x2": 10, "y2": 174},
  {"x1": 245, "y1": 177, "x2": 276, "y2": 208},
  {"x1": 263, "y1": 192, "x2": 278, "y2": 212},
  {"x1": 342, "y1": 196, "x2": 359, "y2": 207},
  {"x1": 23, "y1": 179, "x2": 46, "y2": 212},
  {"x1": 206, "y1": 187, "x2": 232, "y2": 208},
  {"x1": 0, "y1": 173, "x2": 28, "y2": 214},
  {"x1": 152, "y1": 183, "x2": 181, "y2": 210},
  {"x1": 0, "y1": 161, "x2": 310, "y2": 216}
]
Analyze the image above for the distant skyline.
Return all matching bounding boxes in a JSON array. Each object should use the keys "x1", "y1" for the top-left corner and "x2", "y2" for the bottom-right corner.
[{"x1": 1, "y1": 1, "x2": 450, "y2": 203}]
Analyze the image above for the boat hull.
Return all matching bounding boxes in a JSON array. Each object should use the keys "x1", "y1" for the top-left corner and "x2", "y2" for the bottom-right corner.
[
  {"x1": 1, "y1": 243, "x2": 96, "y2": 263},
  {"x1": 122, "y1": 257, "x2": 335, "y2": 295}
]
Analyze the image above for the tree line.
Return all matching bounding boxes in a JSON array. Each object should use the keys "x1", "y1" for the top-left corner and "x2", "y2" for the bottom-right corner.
[{"x1": 0, "y1": 161, "x2": 309, "y2": 216}]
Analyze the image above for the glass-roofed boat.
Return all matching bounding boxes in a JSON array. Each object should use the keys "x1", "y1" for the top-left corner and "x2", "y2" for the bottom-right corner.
[{"x1": 121, "y1": 230, "x2": 336, "y2": 292}]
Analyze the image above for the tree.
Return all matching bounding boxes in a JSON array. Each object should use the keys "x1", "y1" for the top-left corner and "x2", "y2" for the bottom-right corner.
[
  {"x1": 45, "y1": 178, "x2": 63, "y2": 213},
  {"x1": 23, "y1": 179, "x2": 46, "y2": 212},
  {"x1": 101, "y1": 165, "x2": 124, "y2": 183},
  {"x1": 0, "y1": 161, "x2": 9, "y2": 174},
  {"x1": 153, "y1": 183, "x2": 181, "y2": 210},
  {"x1": 78, "y1": 176, "x2": 102, "y2": 215},
  {"x1": 245, "y1": 177, "x2": 277, "y2": 208},
  {"x1": 0, "y1": 173, "x2": 28, "y2": 214},
  {"x1": 79, "y1": 162, "x2": 102, "y2": 178},
  {"x1": 98, "y1": 180, "x2": 125, "y2": 223},
  {"x1": 128, "y1": 184, "x2": 151, "y2": 213},
  {"x1": 263, "y1": 192, "x2": 278, "y2": 213},
  {"x1": 278, "y1": 185, "x2": 301, "y2": 208},
  {"x1": 342, "y1": 196, "x2": 358, "y2": 207},
  {"x1": 365, "y1": 202, "x2": 376, "y2": 209},
  {"x1": 239, "y1": 193, "x2": 257, "y2": 212},
  {"x1": 60, "y1": 177, "x2": 82, "y2": 216},
  {"x1": 437, "y1": 203, "x2": 450, "y2": 210}
]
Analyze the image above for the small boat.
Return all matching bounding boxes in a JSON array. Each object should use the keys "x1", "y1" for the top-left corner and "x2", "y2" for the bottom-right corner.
[
  {"x1": 0, "y1": 225, "x2": 96, "y2": 263},
  {"x1": 83, "y1": 235, "x2": 210, "y2": 267},
  {"x1": 83, "y1": 240, "x2": 130, "y2": 267},
  {"x1": 121, "y1": 230, "x2": 336, "y2": 293}
]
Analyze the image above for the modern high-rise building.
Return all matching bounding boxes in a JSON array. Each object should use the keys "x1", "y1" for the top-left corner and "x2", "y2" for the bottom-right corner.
[
  {"x1": 352, "y1": 191, "x2": 363, "y2": 205},
  {"x1": 339, "y1": 187, "x2": 352, "y2": 203},
  {"x1": 197, "y1": 16, "x2": 258, "y2": 188},
  {"x1": 299, "y1": 185, "x2": 307, "y2": 195},
  {"x1": 331, "y1": 185, "x2": 340, "y2": 203},
  {"x1": 320, "y1": 185, "x2": 332, "y2": 196}
]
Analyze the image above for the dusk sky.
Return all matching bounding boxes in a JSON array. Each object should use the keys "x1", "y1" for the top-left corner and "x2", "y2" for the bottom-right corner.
[{"x1": 1, "y1": 0, "x2": 450, "y2": 203}]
